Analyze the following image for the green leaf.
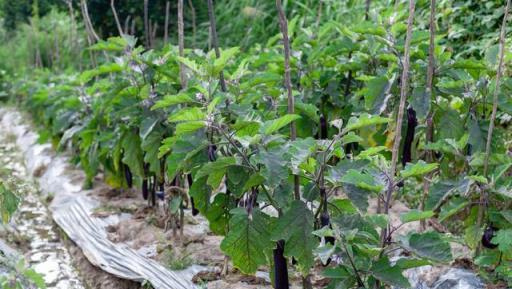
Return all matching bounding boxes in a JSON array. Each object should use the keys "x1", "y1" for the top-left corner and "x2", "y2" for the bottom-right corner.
[
  {"x1": 189, "y1": 176, "x2": 211, "y2": 215},
  {"x1": 361, "y1": 75, "x2": 395, "y2": 114},
  {"x1": 371, "y1": 256, "x2": 410, "y2": 288},
  {"x1": 464, "y1": 224, "x2": 484, "y2": 250},
  {"x1": 213, "y1": 47, "x2": 240, "y2": 75},
  {"x1": 176, "y1": 56, "x2": 203, "y2": 76},
  {"x1": 168, "y1": 107, "x2": 205, "y2": 122},
  {"x1": 152, "y1": 93, "x2": 195, "y2": 110},
  {"x1": 410, "y1": 87, "x2": 431, "y2": 120},
  {"x1": 175, "y1": 121, "x2": 205, "y2": 136},
  {"x1": 23, "y1": 268, "x2": 47, "y2": 289},
  {"x1": 400, "y1": 209, "x2": 434, "y2": 223},
  {"x1": 121, "y1": 130, "x2": 144, "y2": 177},
  {"x1": 341, "y1": 169, "x2": 383, "y2": 192},
  {"x1": 196, "y1": 157, "x2": 237, "y2": 188},
  {"x1": 341, "y1": 132, "x2": 363, "y2": 145},
  {"x1": 271, "y1": 201, "x2": 317, "y2": 274},
  {"x1": 295, "y1": 102, "x2": 319, "y2": 122},
  {"x1": 261, "y1": 114, "x2": 301, "y2": 135},
  {"x1": 402, "y1": 231, "x2": 452, "y2": 263},
  {"x1": 0, "y1": 183, "x2": 20, "y2": 224},
  {"x1": 344, "y1": 113, "x2": 391, "y2": 132},
  {"x1": 400, "y1": 160, "x2": 438, "y2": 178},
  {"x1": 395, "y1": 258, "x2": 432, "y2": 270},
  {"x1": 493, "y1": 229, "x2": 512, "y2": 252},
  {"x1": 243, "y1": 173, "x2": 265, "y2": 191},
  {"x1": 141, "y1": 126, "x2": 164, "y2": 175},
  {"x1": 220, "y1": 209, "x2": 273, "y2": 274},
  {"x1": 439, "y1": 197, "x2": 469, "y2": 222},
  {"x1": 331, "y1": 199, "x2": 358, "y2": 215}
]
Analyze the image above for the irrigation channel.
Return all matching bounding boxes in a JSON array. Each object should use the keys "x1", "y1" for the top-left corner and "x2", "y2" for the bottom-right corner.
[{"x1": 0, "y1": 107, "x2": 486, "y2": 289}]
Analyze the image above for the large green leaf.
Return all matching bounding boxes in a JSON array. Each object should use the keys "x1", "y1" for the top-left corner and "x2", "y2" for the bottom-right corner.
[
  {"x1": 402, "y1": 231, "x2": 452, "y2": 263},
  {"x1": 362, "y1": 75, "x2": 395, "y2": 114},
  {"x1": 168, "y1": 107, "x2": 205, "y2": 122},
  {"x1": 141, "y1": 126, "x2": 164, "y2": 175},
  {"x1": 0, "y1": 183, "x2": 20, "y2": 224},
  {"x1": 341, "y1": 169, "x2": 383, "y2": 192},
  {"x1": 371, "y1": 256, "x2": 410, "y2": 288},
  {"x1": 400, "y1": 209, "x2": 434, "y2": 223},
  {"x1": 151, "y1": 93, "x2": 195, "y2": 110},
  {"x1": 492, "y1": 229, "x2": 512, "y2": 252},
  {"x1": 271, "y1": 200, "x2": 317, "y2": 274},
  {"x1": 261, "y1": 114, "x2": 301, "y2": 135},
  {"x1": 196, "y1": 157, "x2": 237, "y2": 189},
  {"x1": 400, "y1": 161, "x2": 438, "y2": 178},
  {"x1": 344, "y1": 113, "x2": 391, "y2": 132},
  {"x1": 220, "y1": 208, "x2": 273, "y2": 274},
  {"x1": 121, "y1": 130, "x2": 144, "y2": 177}
]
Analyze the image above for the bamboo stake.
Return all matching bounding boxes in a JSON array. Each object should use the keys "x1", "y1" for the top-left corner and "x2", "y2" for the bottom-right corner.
[
  {"x1": 111, "y1": 0, "x2": 123, "y2": 36},
  {"x1": 144, "y1": 0, "x2": 150, "y2": 48},
  {"x1": 365, "y1": 0, "x2": 371, "y2": 20},
  {"x1": 178, "y1": 0, "x2": 187, "y2": 88},
  {"x1": 164, "y1": 1, "x2": 170, "y2": 43},
  {"x1": 276, "y1": 0, "x2": 300, "y2": 201},
  {"x1": 420, "y1": 0, "x2": 436, "y2": 232},
  {"x1": 124, "y1": 15, "x2": 131, "y2": 35},
  {"x1": 382, "y1": 0, "x2": 415, "y2": 245},
  {"x1": 187, "y1": 0, "x2": 197, "y2": 48},
  {"x1": 207, "y1": 0, "x2": 227, "y2": 92},
  {"x1": 276, "y1": 1, "x2": 300, "y2": 288},
  {"x1": 151, "y1": 21, "x2": 158, "y2": 47},
  {"x1": 477, "y1": 0, "x2": 511, "y2": 231},
  {"x1": 80, "y1": 0, "x2": 100, "y2": 42}
]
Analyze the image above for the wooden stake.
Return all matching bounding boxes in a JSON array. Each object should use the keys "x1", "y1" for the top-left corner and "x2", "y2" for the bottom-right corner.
[
  {"x1": 111, "y1": 0, "x2": 123, "y2": 36},
  {"x1": 207, "y1": 0, "x2": 227, "y2": 92},
  {"x1": 164, "y1": 1, "x2": 170, "y2": 43},
  {"x1": 178, "y1": 0, "x2": 187, "y2": 88},
  {"x1": 382, "y1": 0, "x2": 415, "y2": 245},
  {"x1": 420, "y1": 0, "x2": 436, "y2": 232},
  {"x1": 477, "y1": 0, "x2": 511, "y2": 232}
]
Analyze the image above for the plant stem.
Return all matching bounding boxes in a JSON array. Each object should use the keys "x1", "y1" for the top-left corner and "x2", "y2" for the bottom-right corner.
[
  {"x1": 477, "y1": 0, "x2": 510, "y2": 232},
  {"x1": 382, "y1": 0, "x2": 415, "y2": 245},
  {"x1": 420, "y1": 0, "x2": 436, "y2": 232},
  {"x1": 207, "y1": 0, "x2": 227, "y2": 92}
]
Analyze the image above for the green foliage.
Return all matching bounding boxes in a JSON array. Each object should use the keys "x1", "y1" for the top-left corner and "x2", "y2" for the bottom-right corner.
[
  {"x1": 2, "y1": 0, "x2": 512, "y2": 287},
  {"x1": 0, "y1": 182, "x2": 20, "y2": 224},
  {"x1": 0, "y1": 258, "x2": 46, "y2": 289}
]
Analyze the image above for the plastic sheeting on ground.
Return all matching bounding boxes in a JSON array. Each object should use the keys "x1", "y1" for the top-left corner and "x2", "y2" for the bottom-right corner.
[{"x1": 0, "y1": 108, "x2": 195, "y2": 289}]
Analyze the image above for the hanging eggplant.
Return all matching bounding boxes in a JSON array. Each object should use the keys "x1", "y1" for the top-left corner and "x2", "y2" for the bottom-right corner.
[
  {"x1": 142, "y1": 178, "x2": 149, "y2": 200},
  {"x1": 273, "y1": 240, "x2": 290, "y2": 289},
  {"x1": 187, "y1": 174, "x2": 199, "y2": 216},
  {"x1": 401, "y1": 106, "x2": 418, "y2": 167},
  {"x1": 124, "y1": 164, "x2": 133, "y2": 188},
  {"x1": 319, "y1": 113, "x2": 328, "y2": 140},
  {"x1": 150, "y1": 175, "x2": 157, "y2": 207},
  {"x1": 208, "y1": 144, "x2": 217, "y2": 162},
  {"x1": 481, "y1": 225, "x2": 498, "y2": 249}
]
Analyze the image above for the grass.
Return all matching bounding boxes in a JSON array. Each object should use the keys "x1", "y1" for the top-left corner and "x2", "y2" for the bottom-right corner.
[{"x1": 160, "y1": 248, "x2": 193, "y2": 270}]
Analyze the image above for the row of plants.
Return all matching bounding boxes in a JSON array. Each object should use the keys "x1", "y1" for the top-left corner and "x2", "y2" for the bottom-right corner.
[{"x1": 2, "y1": 0, "x2": 512, "y2": 288}]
